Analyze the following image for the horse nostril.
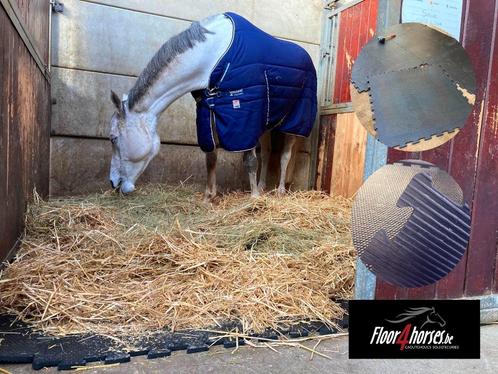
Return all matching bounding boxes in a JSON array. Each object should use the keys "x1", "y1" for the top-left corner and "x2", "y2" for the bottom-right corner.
[{"x1": 110, "y1": 179, "x2": 121, "y2": 189}]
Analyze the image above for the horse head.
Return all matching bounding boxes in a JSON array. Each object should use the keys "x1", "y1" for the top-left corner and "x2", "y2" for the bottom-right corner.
[
  {"x1": 428, "y1": 307, "x2": 446, "y2": 327},
  {"x1": 108, "y1": 90, "x2": 160, "y2": 194}
]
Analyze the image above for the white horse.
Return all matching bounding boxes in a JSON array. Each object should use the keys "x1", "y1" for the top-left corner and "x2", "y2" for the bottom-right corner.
[{"x1": 109, "y1": 14, "x2": 314, "y2": 200}]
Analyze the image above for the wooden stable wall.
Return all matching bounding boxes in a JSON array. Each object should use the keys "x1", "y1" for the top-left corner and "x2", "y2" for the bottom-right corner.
[
  {"x1": 377, "y1": 0, "x2": 498, "y2": 300},
  {"x1": 49, "y1": 0, "x2": 323, "y2": 196},
  {"x1": 315, "y1": 0, "x2": 377, "y2": 197},
  {"x1": 0, "y1": 0, "x2": 51, "y2": 261}
]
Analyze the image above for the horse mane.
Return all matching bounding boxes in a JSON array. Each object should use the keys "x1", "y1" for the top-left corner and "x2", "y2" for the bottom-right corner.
[
  {"x1": 385, "y1": 307, "x2": 434, "y2": 323},
  {"x1": 128, "y1": 21, "x2": 213, "y2": 109}
]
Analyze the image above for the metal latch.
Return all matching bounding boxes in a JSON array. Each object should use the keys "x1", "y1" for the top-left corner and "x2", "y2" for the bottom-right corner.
[{"x1": 50, "y1": 0, "x2": 63, "y2": 13}]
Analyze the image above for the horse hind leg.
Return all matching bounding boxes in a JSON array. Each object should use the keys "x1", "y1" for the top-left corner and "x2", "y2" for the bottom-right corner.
[
  {"x1": 243, "y1": 148, "x2": 260, "y2": 198},
  {"x1": 204, "y1": 150, "x2": 217, "y2": 203},
  {"x1": 278, "y1": 134, "x2": 297, "y2": 194}
]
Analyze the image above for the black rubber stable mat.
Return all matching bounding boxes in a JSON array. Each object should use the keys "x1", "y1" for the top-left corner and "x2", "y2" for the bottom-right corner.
[
  {"x1": 0, "y1": 306, "x2": 348, "y2": 371},
  {"x1": 369, "y1": 65, "x2": 472, "y2": 148},
  {"x1": 350, "y1": 22, "x2": 476, "y2": 150},
  {"x1": 351, "y1": 23, "x2": 476, "y2": 93},
  {"x1": 352, "y1": 160, "x2": 459, "y2": 258},
  {"x1": 360, "y1": 172, "x2": 471, "y2": 288}
]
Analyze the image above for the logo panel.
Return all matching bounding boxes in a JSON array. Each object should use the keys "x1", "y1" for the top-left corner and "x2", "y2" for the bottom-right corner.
[{"x1": 349, "y1": 300, "x2": 480, "y2": 358}]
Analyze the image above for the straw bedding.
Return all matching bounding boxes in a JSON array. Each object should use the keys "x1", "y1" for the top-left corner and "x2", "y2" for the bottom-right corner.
[{"x1": 0, "y1": 185, "x2": 354, "y2": 337}]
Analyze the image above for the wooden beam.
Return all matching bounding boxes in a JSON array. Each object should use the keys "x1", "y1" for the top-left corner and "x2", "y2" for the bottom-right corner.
[
  {"x1": 0, "y1": 0, "x2": 50, "y2": 81},
  {"x1": 320, "y1": 102, "x2": 354, "y2": 114}
]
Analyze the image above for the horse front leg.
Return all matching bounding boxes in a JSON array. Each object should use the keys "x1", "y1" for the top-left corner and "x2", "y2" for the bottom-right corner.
[
  {"x1": 243, "y1": 148, "x2": 260, "y2": 198},
  {"x1": 258, "y1": 132, "x2": 271, "y2": 193},
  {"x1": 204, "y1": 149, "x2": 217, "y2": 203},
  {"x1": 278, "y1": 134, "x2": 297, "y2": 194}
]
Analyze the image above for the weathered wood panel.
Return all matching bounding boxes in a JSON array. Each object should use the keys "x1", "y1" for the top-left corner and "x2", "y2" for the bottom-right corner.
[
  {"x1": 0, "y1": 4, "x2": 50, "y2": 261},
  {"x1": 466, "y1": 3, "x2": 498, "y2": 295},
  {"x1": 51, "y1": 0, "x2": 320, "y2": 76},
  {"x1": 333, "y1": 0, "x2": 378, "y2": 103},
  {"x1": 51, "y1": 67, "x2": 198, "y2": 144},
  {"x1": 13, "y1": 0, "x2": 50, "y2": 64},
  {"x1": 315, "y1": 114, "x2": 337, "y2": 194},
  {"x1": 50, "y1": 137, "x2": 311, "y2": 196},
  {"x1": 89, "y1": 0, "x2": 323, "y2": 45},
  {"x1": 51, "y1": 0, "x2": 188, "y2": 76},
  {"x1": 330, "y1": 113, "x2": 367, "y2": 198},
  {"x1": 50, "y1": 137, "x2": 249, "y2": 196}
]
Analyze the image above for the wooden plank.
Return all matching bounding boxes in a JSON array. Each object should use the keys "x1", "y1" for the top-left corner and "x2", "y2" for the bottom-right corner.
[
  {"x1": 51, "y1": 0, "x2": 188, "y2": 76},
  {"x1": 51, "y1": 67, "x2": 198, "y2": 144},
  {"x1": 315, "y1": 114, "x2": 337, "y2": 193},
  {"x1": 375, "y1": 282, "x2": 398, "y2": 299},
  {"x1": 340, "y1": 4, "x2": 357, "y2": 102},
  {"x1": 88, "y1": 0, "x2": 323, "y2": 45},
  {"x1": 467, "y1": 2, "x2": 498, "y2": 295},
  {"x1": 333, "y1": 0, "x2": 378, "y2": 104},
  {"x1": 0, "y1": 5, "x2": 50, "y2": 261},
  {"x1": 0, "y1": 0, "x2": 49, "y2": 79},
  {"x1": 447, "y1": 0, "x2": 496, "y2": 298},
  {"x1": 49, "y1": 137, "x2": 248, "y2": 196},
  {"x1": 333, "y1": 10, "x2": 348, "y2": 103},
  {"x1": 52, "y1": 0, "x2": 320, "y2": 76},
  {"x1": 0, "y1": 10, "x2": 14, "y2": 261},
  {"x1": 13, "y1": 0, "x2": 50, "y2": 64},
  {"x1": 330, "y1": 113, "x2": 367, "y2": 198}
]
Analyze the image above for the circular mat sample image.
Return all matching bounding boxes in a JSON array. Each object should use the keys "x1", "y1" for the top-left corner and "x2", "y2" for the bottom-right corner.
[
  {"x1": 352, "y1": 160, "x2": 471, "y2": 288},
  {"x1": 351, "y1": 23, "x2": 476, "y2": 152}
]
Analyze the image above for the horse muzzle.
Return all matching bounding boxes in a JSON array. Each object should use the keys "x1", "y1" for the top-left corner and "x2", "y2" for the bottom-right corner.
[{"x1": 120, "y1": 181, "x2": 135, "y2": 194}]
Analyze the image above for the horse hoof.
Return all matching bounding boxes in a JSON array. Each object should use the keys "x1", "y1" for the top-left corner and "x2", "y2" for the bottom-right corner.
[
  {"x1": 251, "y1": 191, "x2": 261, "y2": 199},
  {"x1": 203, "y1": 194, "x2": 216, "y2": 205},
  {"x1": 257, "y1": 183, "x2": 266, "y2": 193},
  {"x1": 277, "y1": 187, "x2": 286, "y2": 195}
]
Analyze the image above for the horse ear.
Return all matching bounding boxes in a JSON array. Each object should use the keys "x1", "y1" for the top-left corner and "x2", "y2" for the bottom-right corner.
[
  {"x1": 121, "y1": 99, "x2": 129, "y2": 117},
  {"x1": 110, "y1": 90, "x2": 121, "y2": 110}
]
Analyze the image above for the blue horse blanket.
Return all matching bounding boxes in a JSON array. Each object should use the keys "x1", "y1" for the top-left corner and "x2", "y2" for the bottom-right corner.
[{"x1": 193, "y1": 12, "x2": 317, "y2": 152}]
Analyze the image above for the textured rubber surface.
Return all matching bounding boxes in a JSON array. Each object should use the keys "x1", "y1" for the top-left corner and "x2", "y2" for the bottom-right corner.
[
  {"x1": 352, "y1": 23, "x2": 475, "y2": 93},
  {"x1": 352, "y1": 161, "x2": 470, "y2": 287},
  {"x1": 350, "y1": 22, "x2": 476, "y2": 149},
  {"x1": 361, "y1": 173, "x2": 471, "y2": 287},
  {"x1": 369, "y1": 65, "x2": 472, "y2": 148},
  {"x1": 0, "y1": 305, "x2": 348, "y2": 371}
]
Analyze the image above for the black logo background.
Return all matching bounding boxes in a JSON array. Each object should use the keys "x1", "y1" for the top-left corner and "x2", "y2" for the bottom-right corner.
[{"x1": 349, "y1": 300, "x2": 480, "y2": 359}]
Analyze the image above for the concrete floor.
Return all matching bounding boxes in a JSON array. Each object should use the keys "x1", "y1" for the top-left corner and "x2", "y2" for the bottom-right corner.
[{"x1": 2, "y1": 325, "x2": 497, "y2": 373}]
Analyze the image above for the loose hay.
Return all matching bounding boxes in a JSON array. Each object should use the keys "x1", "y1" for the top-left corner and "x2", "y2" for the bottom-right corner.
[{"x1": 0, "y1": 185, "x2": 354, "y2": 337}]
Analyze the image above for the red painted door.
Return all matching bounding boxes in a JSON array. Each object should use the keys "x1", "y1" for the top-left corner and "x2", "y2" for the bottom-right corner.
[
  {"x1": 377, "y1": 0, "x2": 498, "y2": 299},
  {"x1": 315, "y1": 0, "x2": 378, "y2": 193}
]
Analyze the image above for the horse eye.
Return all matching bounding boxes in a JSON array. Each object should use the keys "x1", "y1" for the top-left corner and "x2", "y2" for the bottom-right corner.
[{"x1": 110, "y1": 135, "x2": 118, "y2": 144}]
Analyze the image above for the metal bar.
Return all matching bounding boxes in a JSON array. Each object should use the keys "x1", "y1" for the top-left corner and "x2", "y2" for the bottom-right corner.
[
  {"x1": 48, "y1": 0, "x2": 53, "y2": 73},
  {"x1": 328, "y1": 14, "x2": 340, "y2": 105},
  {"x1": 0, "y1": 0, "x2": 50, "y2": 81},
  {"x1": 308, "y1": 6, "x2": 334, "y2": 189},
  {"x1": 320, "y1": 102, "x2": 354, "y2": 114},
  {"x1": 330, "y1": 0, "x2": 365, "y2": 17}
]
